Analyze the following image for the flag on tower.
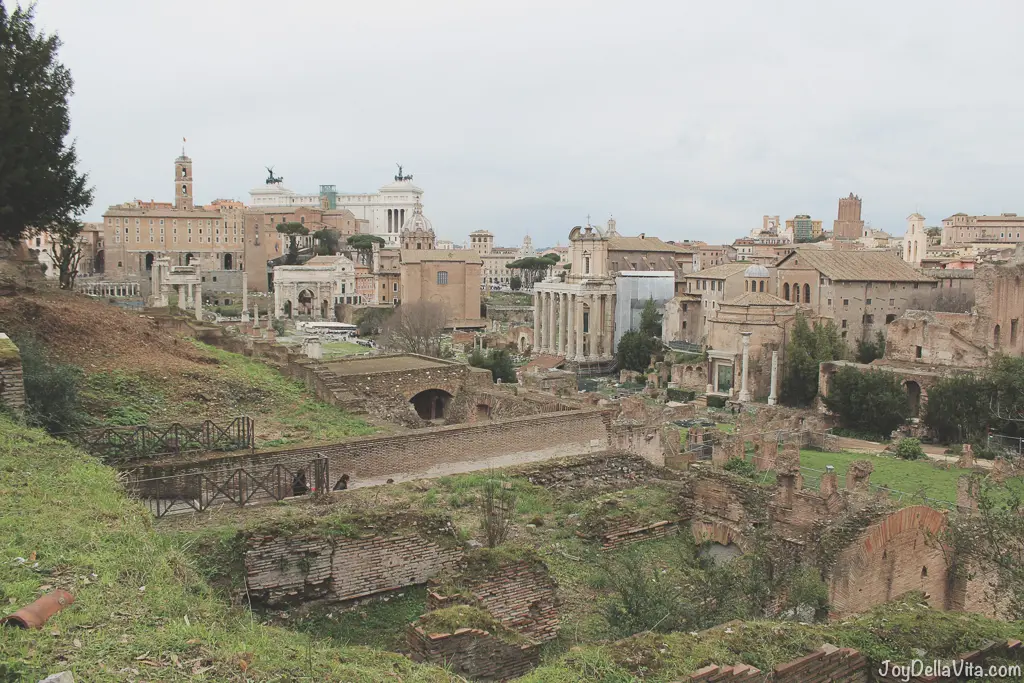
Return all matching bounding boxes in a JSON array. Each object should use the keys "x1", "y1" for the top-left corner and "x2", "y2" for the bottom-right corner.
[{"x1": 183, "y1": 137, "x2": 186, "y2": 143}]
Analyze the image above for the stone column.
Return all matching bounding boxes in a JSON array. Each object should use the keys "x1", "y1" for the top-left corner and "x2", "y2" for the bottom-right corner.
[
  {"x1": 534, "y1": 290, "x2": 544, "y2": 353},
  {"x1": 194, "y1": 284, "x2": 203, "y2": 321},
  {"x1": 767, "y1": 350, "x2": 779, "y2": 406},
  {"x1": 574, "y1": 295, "x2": 585, "y2": 361},
  {"x1": 738, "y1": 332, "x2": 752, "y2": 402},
  {"x1": 241, "y1": 271, "x2": 250, "y2": 323},
  {"x1": 587, "y1": 293, "x2": 599, "y2": 360},
  {"x1": 558, "y1": 293, "x2": 568, "y2": 356},
  {"x1": 547, "y1": 291, "x2": 556, "y2": 355},
  {"x1": 566, "y1": 294, "x2": 576, "y2": 359},
  {"x1": 605, "y1": 293, "x2": 615, "y2": 358}
]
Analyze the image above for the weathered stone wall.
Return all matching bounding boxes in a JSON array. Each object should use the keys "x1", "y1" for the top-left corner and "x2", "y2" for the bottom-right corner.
[
  {"x1": 243, "y1": 531, "x2": 461, "y2": 606},
  {"x1": 884, "y1": 310, "x2": 988, "y2": 368},
  {"x1": 406, "y1": 625, "x2": 539, "y2": 682},
  {"x1": 670, "y1": 360, "x2": 709, "y2": 392},
  {"x1": 0, "y1": 333, "x2": 26, "y2": 414},
  {"x1": 429, "y1": 560, "x2": 559, "y2": 644},
  {"x1": 828, "y1": 506, "x2": 948, "y2": 617},
  {"x1": 609, "y1": 423, "x2": 680, "y2": 467},
  {"x1": 135, "y1": 409, "x2": 614, "y2": 492}
]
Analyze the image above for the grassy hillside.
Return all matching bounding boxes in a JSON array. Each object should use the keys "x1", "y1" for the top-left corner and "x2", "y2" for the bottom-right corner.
[
  {"x1": 0, "y1": 291, "x2": 377, "y2": 448},
  {"x1": 0, "y1": 415, "x2": 454, "y2": 682}
]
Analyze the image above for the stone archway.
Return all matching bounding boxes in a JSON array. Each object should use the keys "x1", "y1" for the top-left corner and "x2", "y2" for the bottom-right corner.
[
  {"x1": 410, "y1": 388, "x2": 453, "y2": 421},
  {"x1": 321, "y1": 299, "x2": 329, "y2": 319},
  {"x1": 224, "y1": 253, "x2": 233, "y2": 270},
  {"x1": 144, "y1": 253, "x2": 155, "y2": 271},
  {"x1": 297, "y1": 289, "x2": 314, "y2": 316},
  {"x1": 691, "y1": 520, "x2": 750, "y2": 563},
  {"x1": 284, "y1": 300, "x2": 293, "y2": 318},
  {"x1": 828, "y1": 506, "x2": 947, "y2": 617}
]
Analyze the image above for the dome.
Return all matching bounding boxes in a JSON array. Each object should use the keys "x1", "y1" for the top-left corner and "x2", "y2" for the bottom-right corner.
[
  {"x1": 744, "y1": 264, "x2": 770, "y2": 278},
  {"x1": 401, "y1": 199, "x2": 433, "y2": 235}
]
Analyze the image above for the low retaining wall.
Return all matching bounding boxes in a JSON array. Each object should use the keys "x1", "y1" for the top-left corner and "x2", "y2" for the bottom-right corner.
[
  {"x1": 601, "y1": 520, "x2": 678, "y2": 551},
  {"x1": 134, "y1": 409, "x2": 613, "y2": 493},
  {"x1": 689, "y1": 644, "x2": 868, "y2": 682},
  {"x1": 407, "y1": 625, "x2": 539, "y2": 682},
  {"x1": 244, "y1": 531, "x2": 461, "y2": 606}
]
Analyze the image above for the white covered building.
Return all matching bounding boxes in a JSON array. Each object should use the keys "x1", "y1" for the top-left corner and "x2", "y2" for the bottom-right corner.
[
  {"x1": 272, "y1": 255, "x2": 358, "y2": 320},
  {"x1": 249, "y1": 171, "x2": 424, "y2": 249}
]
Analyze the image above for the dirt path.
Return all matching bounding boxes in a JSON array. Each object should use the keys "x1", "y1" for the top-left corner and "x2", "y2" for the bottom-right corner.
[{"x1": 834, "y1": 436, "x2": 992, "y2": 469}]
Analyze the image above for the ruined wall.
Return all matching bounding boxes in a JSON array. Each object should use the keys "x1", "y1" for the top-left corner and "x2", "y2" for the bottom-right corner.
[
  {"x1": 690, "y1": 644, "x2": 868, "y2": 682},
  {"x1": 406, "y1": 626, "x2": 539, "y2": 682},
  {"x1": 0, "y1": 333, "x2": 25, "y2": 414},
  {"x1": 136, "y1": 409, "x2": 613, "y2": 492},
  {"x1": 600, "y1": 520, "x2": 678, "y2": 551},
  {"x1": 884, "y1": 310, "x2": 988, "y2": 368},
  {"x1": 609, "y1": 423, "x2": 680, "y2": 467},
  {"x1": 974, "y1": 260, "x2": 1024, "y2": 355},
  {"x1": 670, "y1": 361, "x2": 708, "y2": 392},
  {"x1": 429, "y1": 560, "x2": 559, "y2": 644},
  {"x1": 828, "y1": 506, "x2": 948, "y2": 617},
  {"x1": 243, "y1": 531, "x2": 461, "y2": 606}
]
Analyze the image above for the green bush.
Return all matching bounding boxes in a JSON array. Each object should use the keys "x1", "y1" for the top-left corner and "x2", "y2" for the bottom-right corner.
[
  {"x1": 468, "y1": 348, "x2": 517, "y2": 383},
  {"x1": 823, "y1": 366, "x2": 909, "y2": 439},
  {"x1": 707, "y1": 395, "x2": 727, "y2": 409},
  {"x1": 17, "y1": 336, "x2": 84, "y2": 435},
  {"x1": 666, "y1": 388, "x2": 695, "y2": 402},
  {"x1": 781, "y1": 314, "x2": 845, "y2": 406},
  {"x1": 723, "y1": 457, "x2": 756, "y2": 479},
  {"x1": 616, "y1": 330, "x2": 660, "y2": 372},
  {"x1": 895, "y1": 437, "x2": 925, "y2": 461}
]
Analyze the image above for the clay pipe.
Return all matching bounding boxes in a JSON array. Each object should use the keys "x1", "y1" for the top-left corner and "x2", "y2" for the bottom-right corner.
[{"x1": 1, "y1": 590, "x2": 75, "y2": 629}]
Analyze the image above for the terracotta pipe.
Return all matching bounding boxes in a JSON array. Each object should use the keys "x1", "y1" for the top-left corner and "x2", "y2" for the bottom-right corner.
[{"x1": 1, "y1": 590, "x2": 75, "y2": 629}]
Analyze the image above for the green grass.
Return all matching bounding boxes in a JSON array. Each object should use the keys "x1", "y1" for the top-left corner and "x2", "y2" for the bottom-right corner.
[
  {"x1": 795, "y1": 449, "x2": 976, "y2": 503},
  {"x1": 78, "y1": 341, "x2": 376, "y2": 448},
  {"x1": 289, "y1": 588, "x2": 428, "y2": 653},
  {"x1": 322, "y1": 340, "x2": 368, "y2": 358},
  {"x1": 0, "y1": 415, "x2": 455, "y2": 682},
  {"x1": 520, "y1": 597, "x2": 1024, "y2": 682}
]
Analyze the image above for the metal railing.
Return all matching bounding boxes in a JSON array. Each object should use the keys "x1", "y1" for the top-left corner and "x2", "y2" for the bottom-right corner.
[
  {"x1": 69, "y1": 417, "x2": 255, "y2": 463},
  {"x1": 988, "y1": 433, "x2": 1024, "y2": 458},
  {"x1": 124, "y1": 456, "x2": 329, "y2": 518}
]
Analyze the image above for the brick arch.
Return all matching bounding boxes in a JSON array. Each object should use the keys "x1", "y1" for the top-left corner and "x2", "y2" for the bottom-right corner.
[
  {"x1": 828, "y1": 505, "x2": 948, "y2": 617},
  {"x1": 691, "y1": 520, "x2": 751, "y2": 553}
]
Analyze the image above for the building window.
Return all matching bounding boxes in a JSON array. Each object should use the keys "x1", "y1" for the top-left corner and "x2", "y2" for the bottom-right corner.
[
  {"x1": 1013, "y1": 319, "x2": 1020, "y2": 346},
  {"x1": 889, "y1": 298, "x2": 895, "y2": 306},
  {"x1": 437, "y1": 271, "x2": 448, "y2": 285},
  {"x1": 783, "y1": 283, "x2": 790, "y2": 300},
  {"x1": 916, "y1": 345, "x2": 923, "y2": 359},
  {"x1": 866, "y1": 298, "x2": 872, "y2": 305},
  {"x1": 841, "y1": 320, "x2": 847, "y2": 328},
  {"x1": 827, "y1": 298, "x2": 832, "y2": 306},
  {"x1": 394, "y1": 282, "x2": 398, "y2": 292},
  {"x1": 864, "y1": 314, "x2": 874, "y2": 324},
  {"x1": 803, "y1": 283, "x2": 810, "y2": 302},
  {"x1": 843, "y1": 299, "x2": 849, "y2": 307}
]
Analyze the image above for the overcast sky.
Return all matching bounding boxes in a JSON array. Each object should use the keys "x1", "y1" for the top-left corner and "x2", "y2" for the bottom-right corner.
[{"x1": 28, "y1": 0, "x2": 1024, "y2": 247}]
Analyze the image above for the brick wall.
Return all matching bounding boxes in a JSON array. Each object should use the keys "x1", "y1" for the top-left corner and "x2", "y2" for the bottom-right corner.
[
  {"x1": 0, "y1": 333, "x2": 25, "y2": 414},
  {"x1": 136, "y1": 409, "x2": 613, "y2": 492},
  {"x1": 601, "y1": 520, "x2": 678, "y2": 551},
  {"x1": 688, "y1": 644, "x2": 869, "y2": 682},
  {"x1": 828, "y1": 506, "x2": 948, "y2": 617},
  {"x1": 243, "y1": 531, "x2": 461, "y2": 606},
  {"x1": 406, "y1": 625, "x2": 540, "y2": 681},
  {"x1": 428, "y1": 559, "x2": 559, "y2": 644}
]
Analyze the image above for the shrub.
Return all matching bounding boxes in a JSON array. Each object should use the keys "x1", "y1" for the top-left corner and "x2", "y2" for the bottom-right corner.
[
  {"x1": 600, "y1": 548, "x2": 688, "y2": 637},
  {"x1": 17, "y1": 336, "x2": 84, "y2": 435},
  {"x1": 271, "y1": 318, "x2": 286, "y2": 335},
  {"x1": 616, "y1": 330, "x2": 660, "y2": 372},
  {"x1": 706, "y1": 395, "x2": 727, "y2": 409},
  {"x1": 894, "y1": 437, "x2": 925, "y2": 460},
  {"x1": 823, "y1": 367, "x2": 909, "y2": 439},
  {"x1": 666, "y1": 388, "x2": 695, "y2": 402},
  {"x1": 468, "y1": 348, "x2": 517, "y2": 383},
  {"x1": 781, "y1": 314, "x2": 845, "y2": 406},
  {"x1": 723, "y1": 457, "x2": 757, "y2": 479},
  {"x1": 923, "y1": 373, "x2": 992, "y2": 444},
  {"x1": 479, "y1": 476, "x2": 517, "y2": 548}
]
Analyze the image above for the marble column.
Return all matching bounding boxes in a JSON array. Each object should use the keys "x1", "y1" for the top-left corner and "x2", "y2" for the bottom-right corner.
[
  {"x1": 604, "y1": 293, "x2": 615, "y2": 358},
  {"x1": 533, "y1": 290, "x2": 543, "y2": 352},
  {"x1": 587, "y1": 294, "x2": 599, "y2": 360},
  {"x1": 574, "y1": 295, "x2": 585, "y2": 361},
  {"x1": 194, "y1": 284, "x2": 203, "y2": 321},
  {"x1": 566, "y1": 294, "x2": 576, "y2": 360},
  {"x1": 547, "y1": 291, "x2": 556, "y2": 355},
  {"x1": 768, "y1": 350, "x2": 779, "y2": 406},
  {"x1": 738, "y1": 332, "x2": 752, "y2": 402},
  {"x1": 241, "y1": 271, "x2": 250, "y2": 323},
  {"x1": 560, "y1": 293, "x2": 570, "y2": 356}
]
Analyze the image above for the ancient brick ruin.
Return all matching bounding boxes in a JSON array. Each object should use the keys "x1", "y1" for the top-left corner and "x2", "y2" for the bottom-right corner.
[{"x1": 0, "y1": 333, "x2": 25, "y2": 415}]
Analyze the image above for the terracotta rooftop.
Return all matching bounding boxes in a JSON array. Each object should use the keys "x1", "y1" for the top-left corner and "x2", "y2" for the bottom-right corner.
[
  {"x1": 779, "y1": 248, "x2": 934, "y2": 282},
  {"x1": 685, "y1": 262, "x2": 750, "y2": 279},
  {"x1": 609, "y1": 235, "x2": 695, "y2": 253},
  {"x1": 727, "y1": 292, "x2": 793, "y2": 307},
  {"x1": 400, "y1": 249, "x2": 483, "y2": 264}
]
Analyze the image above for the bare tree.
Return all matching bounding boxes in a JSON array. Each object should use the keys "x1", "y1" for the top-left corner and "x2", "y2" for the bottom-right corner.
[
  {"x1": 382, "y1": 300, "x2": 448, "y2": 357},
  {"x1": 45, "y1": 220, "x2": 85, "y2": 290},
  {"x1": 480, "y1": 475, "x2": 517, "y2": 548}
]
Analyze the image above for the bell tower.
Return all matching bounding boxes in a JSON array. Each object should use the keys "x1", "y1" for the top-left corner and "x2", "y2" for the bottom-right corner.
[{"x1": 174, "y1": 155, "x2": 193, "y2": 211}]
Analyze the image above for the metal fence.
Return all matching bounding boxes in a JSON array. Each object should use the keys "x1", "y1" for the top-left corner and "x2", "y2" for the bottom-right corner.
[
  {"x1": 124, "y1": 457, "x2": 329, "y2": 518},
  {"x1": 988, "y1": 433, "x2": 1024, "y2": 457},
  {"x1": 795, "y1": 465, "x2": 955, "y2": 511},
  {"x1": 70, "y1": 417, "x2": 255, "y2": 462}
]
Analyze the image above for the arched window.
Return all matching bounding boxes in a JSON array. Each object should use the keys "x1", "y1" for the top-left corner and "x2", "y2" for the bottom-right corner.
[
  {"x1": 745, "y1": 280, "x2": 749, "y2": 292},
  {"x1": 437, "y1": 271, "x2": 448, "y2": 285},
  {"x1": 300, "y1": 216, "x2": 305, "y2": 224},
  {"x1": 759, "y1": 280, "x2": 765, "y2": 292},
  {"x1": 182, "y1": 185, "x2": 188, "y2": 196},
  {"x1": 995, "y1": 324, "x2": 1002, "y2": 348},
  {"x1": 803, "y1": 283, "x2": 811, "y2": 302},
  {"x1": 783, "y1": 283, "x2": 790, "y2": 300},
  {"x1": 181, "y1": 167, "x2": 187, "y2": 178}
]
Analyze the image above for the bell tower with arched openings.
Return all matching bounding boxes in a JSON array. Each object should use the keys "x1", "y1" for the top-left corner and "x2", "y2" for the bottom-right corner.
[{"x1": 174, "y1": 154, "x2": 194, "y2": 211}]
